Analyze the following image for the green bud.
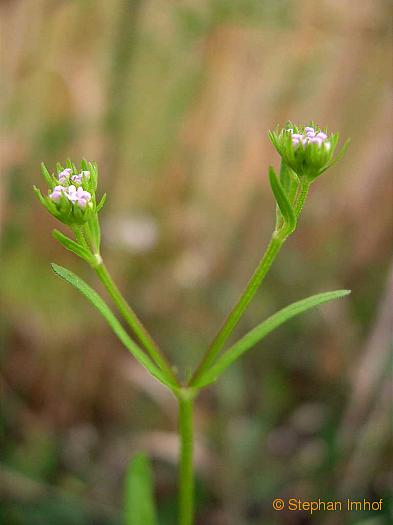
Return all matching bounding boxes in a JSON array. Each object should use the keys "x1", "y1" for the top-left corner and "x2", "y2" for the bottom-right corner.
[
  {"x1": 269, "y1": 122, "x2": 349, "y2": 181},
  {"x1": 34, "y1": 160, "x2": 103, "y2": 227}
]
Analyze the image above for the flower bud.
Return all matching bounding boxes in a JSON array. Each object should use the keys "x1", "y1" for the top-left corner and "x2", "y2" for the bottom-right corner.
[
  {"x1": 34, "y1": 160, "x2": 104, "y2": 226},
  {"x1": 268, "y1": 123, "x2": 348, "y2": 181}
]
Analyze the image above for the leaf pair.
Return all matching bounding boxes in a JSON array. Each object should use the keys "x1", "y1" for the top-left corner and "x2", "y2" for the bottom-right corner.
[{"x1": 52, "y1": 230, "x2": 95, "y2": 265}]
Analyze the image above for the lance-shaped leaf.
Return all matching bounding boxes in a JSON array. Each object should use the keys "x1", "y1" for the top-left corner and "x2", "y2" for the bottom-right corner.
[
  {"x1": 269, "y1": 166, "x2": 296, "y2": 231},
  {"x1": 124, "y1": 453, "x2": 158, "y2": 525},
  {"x1": 194, "y1": 290, "x2": 350, "y2": 388},
  {"x1": 51, "y1": 263, "x2": 177, "y2": 390},
  {"x1": 52, "y1": 229, "x2": 94, "y2": 264},
  {"x1": 280, "y1": 161, "x2": 298, "y2": 202}
]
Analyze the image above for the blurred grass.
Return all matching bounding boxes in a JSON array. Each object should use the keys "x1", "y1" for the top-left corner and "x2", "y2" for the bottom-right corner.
[{"x1": 1, "y1": 0, "x2": 392, "y2": 524}]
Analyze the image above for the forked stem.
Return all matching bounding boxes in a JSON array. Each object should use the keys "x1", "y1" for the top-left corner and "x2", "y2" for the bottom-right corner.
[
  {"x1": 95, "y1": 261, "x2": 179, "y2": 386},
  {"x1": 190, "y1": 231, "x2": 287, "y2": 387}
]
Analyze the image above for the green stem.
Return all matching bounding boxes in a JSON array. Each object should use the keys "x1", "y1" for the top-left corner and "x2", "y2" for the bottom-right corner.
[
  {"x1": 294, "y1": 178, "x2": 310, "y2": 217},
  {"x1": 73, "y1": 226, "x2": 89, "y2": 250},
  {"x1": 178, "y1": 392, "x2": 194, "y2": 525},
  {"x1": 190, "y1": 232, "x2": 286, "y2": 387},
  {"x1": 95, "y1": 262, "x2": 179, "y2": 386}
]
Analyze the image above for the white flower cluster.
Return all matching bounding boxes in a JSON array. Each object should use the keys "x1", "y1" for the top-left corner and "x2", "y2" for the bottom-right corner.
[
  {"x1": 49, "y1": 168, "x2": 92, "y2": 208},
  {"x1": 288, "y1": 127, "x2": 331, "y2": 151}
]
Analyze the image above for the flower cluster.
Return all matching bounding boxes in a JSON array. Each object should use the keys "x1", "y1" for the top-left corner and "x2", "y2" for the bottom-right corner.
[
  {"x1": 49, "y1": 168, "x2": 92, "y2": 209},
  {"x1": 269, "y1": 123, "x2": 347, "y2": 181},
  {"x1": 289, "y1": 127, "x2": 330, "y2": 150},
  {"x1": 34, "y1": 160, "x2": 105, "y2": 226}
]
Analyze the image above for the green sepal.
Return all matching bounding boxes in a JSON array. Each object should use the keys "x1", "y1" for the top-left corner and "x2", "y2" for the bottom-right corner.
[
  {"x1": 317, "y1": 138, "x2": 351, "y2": 177},
  {"x1": 124, "y1": 453, "x2": 158, "y2": 525},
  {"x1": 50, "y1": 263, "x2": 177, "y2": 390},
  {"x1": 40, "y1": 163, "x2": 56, "y2": 188},
  {"x1": 96, "y1": 193, "x2": 107, "y2": 213},
  {"x1": 33, "y1": 185, "x2": 48, "y2": 208},
  {"x1": 65, "y1": 158, "x2": 77, "y2": 174},
  {"x1": 194, "y1": 289, "x2": 351, "y2": 388},
  {"x1": 269, "y1": 166, "x2": 296, "y2": 231},
  {"x1": 52, "y1": 229, "x2": 94, "y2": 264}
]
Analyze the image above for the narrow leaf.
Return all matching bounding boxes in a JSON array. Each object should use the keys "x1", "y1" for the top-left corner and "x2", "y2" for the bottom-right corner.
[
  {"x1": 279, "y1": 161, "x2": 291, "y2": 194},
  {"x1": 52, "y1": 230, "x2": 94, "y2": 264},
  {"x1": 280, "y1": 161, "x2": 299, "y2": 203},
  {"x1": 194, "y1": 290, "x2": 351, "y2": 388},
  {"x1": 269, "y1": 166, "x2": 296, "y2": 230},
  {"x1": 124, "y1": 453, "x2": 158, "y2": 525},
  {"x1": 50, "y1": 263, "x2": 176, "y2": 389}
]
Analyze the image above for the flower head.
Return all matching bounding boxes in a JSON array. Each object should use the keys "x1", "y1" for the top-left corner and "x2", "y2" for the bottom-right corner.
[
  {"x1": 34, "y1": 160, "x2": 104, "y2": 226},
  {"x1": 269, "y1": 123, "x2": 348, "y2": 181}
]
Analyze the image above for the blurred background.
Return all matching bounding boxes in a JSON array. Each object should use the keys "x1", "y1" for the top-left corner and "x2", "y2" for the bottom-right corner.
[{"x1": 1, "y1": 0, "x2": 392, "y2": 524}]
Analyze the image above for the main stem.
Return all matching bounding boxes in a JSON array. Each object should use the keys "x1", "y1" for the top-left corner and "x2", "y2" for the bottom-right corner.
[
  {"x1": 178, "y1": 393, "x2": 194, "y2": 525},
  {"x1": 95, "y1": 262, "x2": 178, "y2": 386},
  {"x1": 190, "y1": 232, "x2": 286, "y2": 386}
]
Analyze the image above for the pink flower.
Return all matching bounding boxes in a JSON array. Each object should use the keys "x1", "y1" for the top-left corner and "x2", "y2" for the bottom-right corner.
[
  {"x1": 67, "y1": 185, "x2": 92, "y2": 208},
  {"x1": 316, "y1": 131, "x2": 327, "y2": 140},
  {"x1": 71, "y1": 171, "x2": 90, "y2": 185},
  {"x1": 49, "y1": 185, "x2": 65, "y2": 202},
  {"x1": 58, "y1": 168, "x2": 72, "y2": 184}
]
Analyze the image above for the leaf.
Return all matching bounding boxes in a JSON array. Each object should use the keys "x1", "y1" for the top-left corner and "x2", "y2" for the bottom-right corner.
[
  {"x1": 52, "y1": 230, "x2": 94, "y2": 264},
  {"x1": 279, "y1": 161, "x2": 291, "y2": 194},
  {"x1": 280, "y1": 161, "x2": 299, "y2": 202},
  {"x1": 194, "y1": 290, "x2": 351, "y2": 388},
  {"x1": 50, "y1": 263, "x2": 176, "y2": 390},
  {"x1": 269, "y1": 166, "x2": 296, "y2": 230},
  {"x1": 124, "y1": 453, "x2": 158, "y2": 525}
]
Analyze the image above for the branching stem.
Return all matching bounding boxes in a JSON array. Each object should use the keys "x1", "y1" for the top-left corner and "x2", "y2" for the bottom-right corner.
[
  {"x1": 190, "y1": 230, "x2": 288, "y2": 387},
  {"x1": 95, "y1": 262, "x2": 178, "y2": 386}
]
